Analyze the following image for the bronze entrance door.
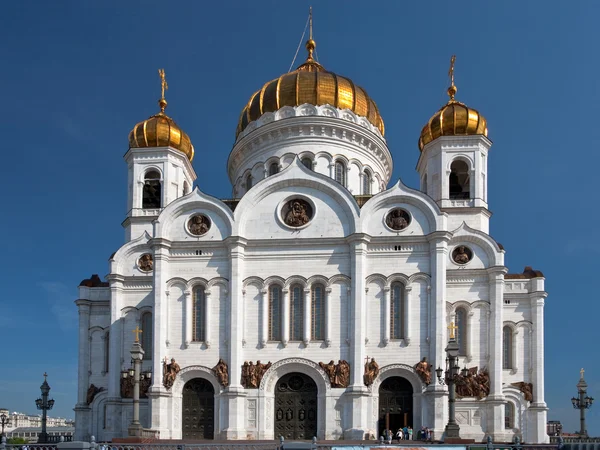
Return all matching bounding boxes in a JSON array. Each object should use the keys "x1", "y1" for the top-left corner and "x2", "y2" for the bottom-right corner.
[
  {"x1": 378, "y1": 376, "x2": 413, "y2": 437},
  {"x1": 275, "y1": 373, "x2": 318, "y2": 440},
  {"x1": 182, "y1": 378, "x2": 215, "y2": 440}
]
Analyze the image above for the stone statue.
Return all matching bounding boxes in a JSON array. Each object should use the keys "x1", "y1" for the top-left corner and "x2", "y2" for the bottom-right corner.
[
  {"x1": 474, "y1": 369, "x2": 490, "y2": 399},
  {"x1": 188, "y1": 214, "x2": 211, "y2": 236},
  {"x1": 453, "y1": 246, "x2": 471, "y2": 264},
  {"x1": 512, "y1": 382, "x2": 533, "y2": 402},
  {"x1": 212, "y1": 358, "x2": 229, "y2": 387},
  {"x1": 363, "y1": 357, "x2": 379, "y2": 387},
  {"x1": 162, "y1": 357, "x2": 181, "y2": 390},
  {"x1": 86, "y1": 384, "x2": 104, "y2": 404},
  {"x1": 241, "y1": 360, "x2": 272, "y2": 388},
  {"x1": 414, "y1": 357, "x2": 432, "y2": 385},
  {"x1": 385, "y1": 208, "x2": 410, "y2": 231},
  {"x1": 319, "y1": 360, "x2": 336, "y2": 385},
  {"x1": 119, "y1": 376, "x2": 150, "y2": 399},
  {"x1": 283, "y1": 199, "x2": 312, "y2": 227},
  {"x1": 453, "y1": 367, "x2": 490, "y2": 399},
  {"x1": 256, "y1": 360, "x2": 272, "y2": 385},
  {"x1": 334, "y1": 360, "x2": 350, "y2": 388},
  {"x1": 138, "y1": 253, "x2": 153, "y2": 272},
  {"x1": 241, "y1": 361, "x2": 250, "y2": 387}
]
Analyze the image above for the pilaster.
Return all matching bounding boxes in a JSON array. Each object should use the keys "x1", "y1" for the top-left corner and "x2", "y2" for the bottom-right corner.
[
  {"x1": 260, "y1": 289, "x2": 268, "y2": 348},
  {"x1": 382, "y1": 287, "x2": 390, "y2": 345},
  {"x1": 527, "y1": 286, "x2": 548, "y2": 443},
  {"x1": 303, "y1": 288, "x2": 311, "y2": 346}
]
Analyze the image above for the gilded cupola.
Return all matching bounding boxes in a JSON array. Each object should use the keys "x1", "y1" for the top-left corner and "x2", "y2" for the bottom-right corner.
[
  {"x1": 129, "y1": 69, "x2": 195, "y2": 161},
  {"x1": 418, "y1": 55, "x2": 488, "y2": 151},
  {"x1": 236, "y1": 31, "x2": 385, "y2": 139}
]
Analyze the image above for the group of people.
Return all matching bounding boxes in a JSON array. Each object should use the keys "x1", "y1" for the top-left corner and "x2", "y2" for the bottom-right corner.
[{"x1": 382, "y1": 426, "x2": 432, "y2": 442}]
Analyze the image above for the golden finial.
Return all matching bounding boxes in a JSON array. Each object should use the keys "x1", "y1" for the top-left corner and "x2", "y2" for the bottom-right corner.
[
  {"x1": 447, "y1": 54, "x2": 457, "y2": 101},
  {"x1": 305, "y1": 6, "x2": 316, "y2": 61},
  {"x1": 580, "y1": 368, "x2": 585, "y2": 378},
  {"x1": 158, "y1": 68, "x2": 168, "y2": 113},
  {"x1": 132, "y1": 325, "x2": 143, "y2": 343},
  {"x1": 448, "y1": 321, "x2": 459, "y2": 340}
]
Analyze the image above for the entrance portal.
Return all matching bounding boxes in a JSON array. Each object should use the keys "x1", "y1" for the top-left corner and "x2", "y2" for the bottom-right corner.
[
  {"x1": 274, "y1": 372, "x2": 318, "y2": 440},
  {"x1": 182, "y1": 378, "x2": 215, "y2": 440},
  {"x1": 378, "y1": 376, "x2": 413, "y2": 438}
]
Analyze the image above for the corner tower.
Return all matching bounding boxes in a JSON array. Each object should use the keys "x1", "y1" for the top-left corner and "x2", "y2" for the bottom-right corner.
[
  {"x1": 123, "y1": 69, "x2": 197, "y2": 241},
  {"x1": 416, "y1": 56, "x2": 491, "y2": 232}
]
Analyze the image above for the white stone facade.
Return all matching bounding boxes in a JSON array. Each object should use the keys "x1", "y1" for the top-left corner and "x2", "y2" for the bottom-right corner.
[{"x1": 74, "y1": 105, "x2": 548, "y2": 443}]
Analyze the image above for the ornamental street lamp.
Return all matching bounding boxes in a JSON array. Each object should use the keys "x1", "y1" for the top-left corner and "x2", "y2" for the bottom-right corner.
[
  {"x1": 571, "y1": 368, "x2": 594, "y2": 437},
  {"x1": 124, "y1": 326, "x2": 151, "y2": 437},
  {"x1": 35, "y1": 372, "x2": 55, "y2": 443},
  {"x1": 436, "y1": 322, "x2": 468, "y2": 440},
  {"x1": 0, "y1": 413, "x2": 11, "y2": 437}
]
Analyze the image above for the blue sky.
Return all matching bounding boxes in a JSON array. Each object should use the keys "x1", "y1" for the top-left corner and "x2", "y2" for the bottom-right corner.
[{"x1": 1, "y1": 0, "x2": 598, "y2": 436}]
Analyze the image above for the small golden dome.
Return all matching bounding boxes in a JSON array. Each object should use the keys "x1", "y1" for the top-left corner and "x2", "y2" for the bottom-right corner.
[
  {"x1": 418, "y1": 56, "x2": 488, "y2": 152},
  {"x1": 236, "y1": 38, "x2": 384, "y2": 138},
  {"x1": 128, "y1": 69, "x2": 195, "y2": 161}
]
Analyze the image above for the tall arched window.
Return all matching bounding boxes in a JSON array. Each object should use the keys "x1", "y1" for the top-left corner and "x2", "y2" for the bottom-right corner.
[
  {"x1": 269, "y1": 162, "x2": 279, "y2": 176},
  {"x1": 193, "y1": 288, "x2": 206, "y2": 342},
  {"x1": 302, "y1": 157, "x2": 313, "y2": 170},
  {"x1": 245, "y1": 174, "x2": 253, "y2": 192},
  {"x1": 449, "y1": 160, "x2": 470, "y2": 199},
  {"x1": 504, "y1": 402, "x2": 515, "y2": 429},
  {"x1": 104, "y1": 331, "x2": 110, "y2": 373},
  {"x1": 390, "y1": 282, "x2": 405, "y2": 339},
  {"x1": 363, "y1": 170, "x2": 372, "y2": 195},
  {"x1": 141, "y1": 312, "x2": 152, "y2": 359},
  {"x1": 290, "y1": 285, "x2": 304, "y2": 341},
  {"x1": 503, "y1": 326, "x2": 513, "y2": 369},
  {"x1": 142, "y1": 170, "x2": 161, "y2": 208},
  {"x1": 311, "y1": 284, "x2": 325, "y2": 340},
  {"x1": 268, "y1": 285, "x2": 282, "y2": 341},
  {"x1": 455, "y1": 308, "x2": 467, "y2": 355},
  {"x1": 334, "y1": 161, "x2": 346, "y2": 186}
]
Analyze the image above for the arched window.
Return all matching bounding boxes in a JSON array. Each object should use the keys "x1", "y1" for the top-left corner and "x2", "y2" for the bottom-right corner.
[
  {"x1": 311, "y1": 284, "x2": 325, "y2": 340},
  {"x1": 363, "y1": 170, "x2": 372, "y2": 195},
  {"x1": 449, "y1": 160, "x2": 470, "y2": 199},
  {"x1": 268, "y1": 285, "x2": 282, "y2": 341},
  {"x1": 504, "y1": 402, "x2": 515, "y2": 429},
  {"x1": 290, "y1": 285, "x2": 304, "y2": 341},
  {"x1": 245, "y1": 174, "x2": 253, "y2": 191},
  {"x1": 142, "y1": 170, "x2": 161, "y2": 208},
  {"x1": 455, "y1": 308, "x2": 467, "y2": 355},
  {"x1": 302, "y1": 157, "x2": 313, "y2": 170},
  {"x1": 390, "y1": 282, "x2": 405, "y2": 339},
  {"x1": 334, "y1": 161, "x2": 346, "y2": 186},
  {"x1": 269, "y1": 162, "x2": 279, "y2": 176},
  {"x1": 141, "y1": 312, "x2": 152, "y2": 359},
  {"x1": 104, "y1": 331, "x2": 110, "y2": 373},
  {"x1": 503, "y1": 326, "x2": 513, "y2": 369},
  {"x1": 193, "y1": 288, "x2": 206, "y2": 342}
]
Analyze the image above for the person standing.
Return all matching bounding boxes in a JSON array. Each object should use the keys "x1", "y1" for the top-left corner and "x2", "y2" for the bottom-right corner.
[{"x1": 408, "y1": 426, "x2": 413, "y2": 440}]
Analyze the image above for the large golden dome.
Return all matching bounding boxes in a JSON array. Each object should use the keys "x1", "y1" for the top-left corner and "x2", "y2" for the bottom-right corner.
[
  {"x1": 418, "y1": 57, "x2": 487, "y2": 151},
  {"x1": 236, "y1": 39, "x2": 385, "y2": 138},
  {"x1": 129, "y1": 70, "x2": 194, "y2": 161}
]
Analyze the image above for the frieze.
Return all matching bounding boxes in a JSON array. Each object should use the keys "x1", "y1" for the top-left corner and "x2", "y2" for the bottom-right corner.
[
  {"x1": 170, "y1": 249, "x2": 217, "y2": 257},
  {"x1": 368, "y1": 244, "x2": 428, "y2": 253},
  {"x1": 123, "y1": 282, "x2": 153, "y2": 290}
]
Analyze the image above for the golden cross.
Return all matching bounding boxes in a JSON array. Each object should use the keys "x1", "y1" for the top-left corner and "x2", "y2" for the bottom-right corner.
[
  {"x1": 43, "y1": 372, "x2": 48, "y2": 381},
  {"x1": 448, "y1": 55, "x2": 456, "y2": 87},
  {"x1": 132, "y1": 325, "x2": 143, "y2": 343},
  {"x1": 158, "y1": 68, "x2": 168, "y2": 100},
  {"x1": 448, "y1": 321, "x2": 459, "y2": 340},
  {"x1": 580, "y1": 368, "x2": 585, "y2": 378}
]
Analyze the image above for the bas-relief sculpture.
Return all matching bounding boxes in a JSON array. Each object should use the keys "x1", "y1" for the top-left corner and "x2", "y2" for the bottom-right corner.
[
  {"x1": 241, "y1": 360, "x2": 272, "y2": 388},
  {"x1": 212, "y1": 358, "x2": 229, "y2": 387},
  {"x1": 138, "y1": 253, "x2": 153, "y2": 272},
  {"x1": 385, "y1": 208, "x2": 411, "y2": 230},
  {"x1": 86, "y1": 384, "x2": 104, "y2": 405},
  {"x1": 120, "y1": 376, "x2": 151, "y2": 399},
  {"x1": 454, "y1": 366, "x2": 490, "y2": 399},
  {"x1": 452, "y1": 245, "x2": 472, "y2": 264},
  {"x1": 363, "y1": 357, "x2": 379, "y2": 387},
  {"x1": 414, "y1": 357, "x2": 432, "y2": 385},
  {"x1": 188, "y1": 214, "x2": 211, "y2": 236},
  {"x1": 282, "y1": 199, "x2": 312, "y2": 227},
  {"x1": 319, "y1": 360, "x2": 350, "y2": 388},
  {"x1": 512, "y1": 381, "x2": 533, "y2": 402},
  {"x1": 162, "y1": 357, "x2": 181, "y2": 390}
]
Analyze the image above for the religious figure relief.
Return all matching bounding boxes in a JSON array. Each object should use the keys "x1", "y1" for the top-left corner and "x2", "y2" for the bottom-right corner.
[
  {"x1": 414, "y1": 357, "x2": 432, "y2": 385},
  {"x1": 241, "y1": 360, "x2": 272, "y2": 388},
  {"x1": 162, "y1": 357, "x2": 181, "y2": 390},
  {"x1": 212, "y1": 358, "x2": 229, "y2": 387},
  {"x1": 385, "y1": 208, "x2": 411, "y2": 231},
  {"x1": 512, "y1": 382, "x2": 533, "y2": 402},
  {"x1": 120, "y1": 376, "x2": 151, "y2": 399},
  {"x1": 86, "y1": 384, "x2": 104, "y2": 405},
  {"x1": 319, "y1": 360, "x2": 350, "y2": 388},
  {"x1": 454, "y1": 366, "x2": 490, "y2": 399},
  {"x1": 282, "y1": 199, "x2": 313, "y2": 227},
  {"x1": 188, "y1": 214, "x2": 211, "y2": 236},
  {"x1": 363, "y1": 357, "x2": 380, "y2": 387},
  {"x1": 452, "y1": 245, "x2": 473, "y2": 265},
  {"x1": 138, "y1": 253, "x2": 153, "y2": 272}
]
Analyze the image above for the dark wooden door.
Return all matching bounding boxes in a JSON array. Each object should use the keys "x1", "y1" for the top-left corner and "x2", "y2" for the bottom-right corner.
[
  {"x1": 378, "y1": 376, "x2": 413, "y2": 437},
  {"x1": 182, "y1": 378, "x2": 215, "y2": 439},
  {"x1": 275, "y1": 373, "x2": 318, "y2": 440}
]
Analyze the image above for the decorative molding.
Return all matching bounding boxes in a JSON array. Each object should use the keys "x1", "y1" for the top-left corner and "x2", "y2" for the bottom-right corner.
[{"x1": 259, "y1": 357, "x2": 331, "y2": 392}]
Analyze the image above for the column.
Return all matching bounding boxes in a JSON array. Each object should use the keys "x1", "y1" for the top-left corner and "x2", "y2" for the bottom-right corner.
[
  {"x1": 404, "y1": 286, "x2": 412, "y2": 345},
  {"x1": 282, "y1": 289, "x2": 290, "y2": 346},
  {"x1": 74, "y1": 300, "x2": 91, "y2": 441},
  {"x1": 303, "y1": 288, "x2": 311, "y2": 346},
  {"x1": 325, "y1": 288, "x2": 332, "y2": 347},
  {"x1": 260, "y1": 289, "x2": 268, "y2": 348},
  {"x1": 383, "y1": 287, "x2": 390, "y2": 345},
  {"x1": 205, "y1": 290, "x2": 212, "y2": 347},
  {"x1": 165, "y1": 290, "x2": 170, "y2": 348},
  {"x1": 528, "y1": 278, "x2": 548, "y2": 443},
  {"x1": 184, "y1": 290, "x2": 192, "y2": 347}
]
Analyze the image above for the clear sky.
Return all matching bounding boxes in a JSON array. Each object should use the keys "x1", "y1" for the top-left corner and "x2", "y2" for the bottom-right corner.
[{"x1": 1, "y1": 0, "x2": 598, "y2": 437}]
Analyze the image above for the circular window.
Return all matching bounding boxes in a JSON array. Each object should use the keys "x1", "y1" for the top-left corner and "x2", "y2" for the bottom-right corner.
[
  {"x1": 138, "y1": 253, "x2": 153, "y2": 272},
  {"x1": 187, "y1": 214, "x2": 211, "y2": 236},
  {"x1": 385, "y1": 208, "x2": 411, "y2": 231},
  {"x1": 452, "y1": 246, "x2": 473, "y2": 265},
  {"x1": 280, "y1": 198, "x2": 314, "y2": 228}
]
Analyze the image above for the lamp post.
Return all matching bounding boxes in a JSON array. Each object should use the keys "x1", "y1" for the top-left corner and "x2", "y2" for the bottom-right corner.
[
  {"x1": 436, "y1": 322, "x2": 467, "y2": 440},
  {"x1": 35, "y1": 372, "x2": 55, "y2": 443},
  {"x1": 0, "y1": 413, "x2": 11, "y2": 437},
  {"x1": 571, "y1": 368, "x2": 594, "y2": 437},
  {"x1": 124, "y1": 326, "x2": 152, "y2": 438}
]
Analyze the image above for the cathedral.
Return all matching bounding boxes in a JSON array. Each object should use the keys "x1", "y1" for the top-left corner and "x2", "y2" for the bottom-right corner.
[{"x1": 73, "y1": 27, "x2": 548, "y2": 443}]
